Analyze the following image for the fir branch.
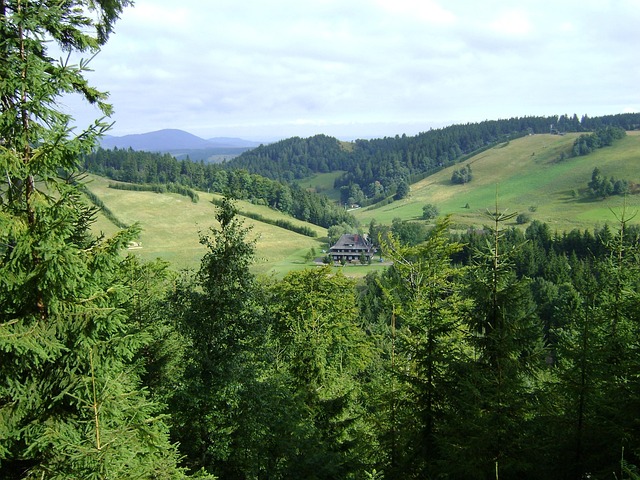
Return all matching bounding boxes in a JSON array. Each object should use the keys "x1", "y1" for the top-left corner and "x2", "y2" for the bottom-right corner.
[{"x1": 89, "y1": 348, "x2": 101, "y2": 451}]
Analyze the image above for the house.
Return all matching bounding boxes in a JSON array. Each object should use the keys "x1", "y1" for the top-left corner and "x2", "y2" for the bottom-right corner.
[{"x1": 329, "y1": 233, "x2": 376, "y2": 264}]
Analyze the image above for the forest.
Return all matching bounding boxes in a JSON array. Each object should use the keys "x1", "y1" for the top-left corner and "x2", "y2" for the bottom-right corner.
[
  {"x1": 3, "y1": 2, "x2": 640, "y2": 479},
  {"x1": 226, "y1": 115, "x2": 639, "y2": 206}
]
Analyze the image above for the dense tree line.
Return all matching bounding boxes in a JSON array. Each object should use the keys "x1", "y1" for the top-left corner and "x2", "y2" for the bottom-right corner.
[
  {"x1": 587, "y1": 167, "x2": 633, "y2": 199},
  {"x1": 155, "y1": 204, "x2": 640, "y2": 479},
  {"x1": 108, "y1": 181, "x2": 200, "y2": 202},
  {"x1": 227, "y1": 113, "x2": 640, "y2": 206},
  {"x1": 221, "y1": 134, "x2": 354, "y2": 182},
  {"x1": 210, "y1": 197, "x2": 318, "y2": 237},
  {"x1": 83, "y1": 147, "x2": 355, "y2": 228},
  {"x1": 83, "y1": 117, "x2": 636, "y2": 228}
]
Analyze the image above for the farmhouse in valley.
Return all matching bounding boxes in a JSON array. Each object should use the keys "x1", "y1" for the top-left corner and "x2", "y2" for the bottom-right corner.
[{"x1": 329, "y1": 234, "x2": 376, "y2": 264}]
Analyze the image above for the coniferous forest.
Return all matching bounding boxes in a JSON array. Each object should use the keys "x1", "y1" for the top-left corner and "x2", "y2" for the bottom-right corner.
[{"x1": 3, "y1": 2, "x2": 640, "y2": 480}]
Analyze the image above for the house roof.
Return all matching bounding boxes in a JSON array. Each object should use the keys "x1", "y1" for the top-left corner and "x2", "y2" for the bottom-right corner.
[{"x1": 330, "y1": 233, "x2": 372, "y2": 250}]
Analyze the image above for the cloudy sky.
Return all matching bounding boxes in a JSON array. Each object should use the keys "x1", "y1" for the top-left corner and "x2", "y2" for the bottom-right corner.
[{"x1": 64, "y1": 0, "x2": 639, "y2": 141}]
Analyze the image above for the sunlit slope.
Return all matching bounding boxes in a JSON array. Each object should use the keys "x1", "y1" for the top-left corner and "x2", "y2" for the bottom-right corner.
[
  {"x1": 86, "y1": 175, "x2": 327, "y2": 273},
  {"x1": 354, "y1": 132, "x2": 640, "y2": 231}
]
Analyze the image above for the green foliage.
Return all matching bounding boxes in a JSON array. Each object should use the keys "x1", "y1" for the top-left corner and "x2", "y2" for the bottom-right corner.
[
  {"x1": 378, "y1": 217, "x2": 468, "y2": 478},
  {"x1": 445, "y1": 204, "x2": 544, "y2": 478},
  {"x1": 587, "y1": 166, "x2": 632, "y2": 199},
  {"x1": 228, "y1": 114, "x2": 638, "y2": 208},
  {"x1": 571, "y1": 126, "x2": 626, "y2": 157},
  {"x1": 327, "y1": 222, "x2": 357, "y2": 245},
  {"x1": 83, "y1": 148, "x2": 356, "y2": 228},
  {"x1": 391, "y1": 217, "x2": 428, "y2": 246},
  {"x1": 394, "y1": 180, "x2": 410, "y2": 200},
  {"x1": 0, "y1": 1, "x2": 185, "y2": 477},
  {"x1": 109, "y1": 181, "x2": 200, "y2": 202},
  {"x1": 9, "y1": 2, "x2": 640, "y2": 479},
  {"x1": 169, "y1": 197, "x2": 268, "y2": 477},
  {"x1": 267, "y1": 267, "x2": 373, "y2": 476},
  {"x1": 421, "y1": 203, "x2": 439, "y2": 220},
  {"x1": 451, "y1": 164, "x2": 473, "y2": 184},
  {"x1": 211, "y1": 196, "x2": 318, "y2": 237}
]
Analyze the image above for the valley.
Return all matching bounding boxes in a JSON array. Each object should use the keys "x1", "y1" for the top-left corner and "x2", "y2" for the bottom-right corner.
[{"x1": 87, "y1": 130, "x2": 640, "y2": 274}]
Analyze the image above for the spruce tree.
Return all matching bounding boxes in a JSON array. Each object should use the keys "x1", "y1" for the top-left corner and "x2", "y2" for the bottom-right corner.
[
  {"x1": 551, "y1": 209, "x2": 640, "y2": 478},
  {"x1": 0, "y1": 2, "x2": 185, "y2": 478},
  {"x1": 445, "y1": 204, "x2": 544, "y2": 478},
  {"x1": 170, "y1": 197, "x2": 264, "y2": 477},
  {"x1": 267, "y1": 266, "x2": 373, "y2": 478},
  {"x1": 378, "y1": 216, "x2": 467, "y2": 478}
]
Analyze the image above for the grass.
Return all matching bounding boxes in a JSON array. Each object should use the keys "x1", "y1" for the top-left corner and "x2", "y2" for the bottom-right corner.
[
  {"x1": 295, "y1": 171, "x2": 344, "y2": 202},
  {"x1": 353, "y1": 132, "x2": 640, "y2": 232},
  {"x1": 86, "y1": 175, "x2": 327, "y2": 275}
]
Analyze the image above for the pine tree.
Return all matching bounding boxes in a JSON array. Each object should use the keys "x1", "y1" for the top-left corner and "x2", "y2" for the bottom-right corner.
[
  {"x1": 378, "y1": 216, "x2": 467, "y2": 478},
  {"x1": 444, "y1": 203, "x2": 545, "y2": 478},
  {"x1": 0, "y1": 2, "x2": 186, "y2": 477},
  {"x1": 170, "y1": 197, "x2": 263, "y2": 477}
]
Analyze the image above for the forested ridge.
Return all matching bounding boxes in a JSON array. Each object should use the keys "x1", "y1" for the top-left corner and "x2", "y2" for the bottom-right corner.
[
  {"x1": 227, "y1": 113, "x2": 640, "y2": 204},
  {"x1": 4, "y1": 2, "x2": 640, "y2": 479}
]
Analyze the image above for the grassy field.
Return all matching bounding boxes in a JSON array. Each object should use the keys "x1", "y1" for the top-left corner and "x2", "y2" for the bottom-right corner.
[
  {"x1": 353, "y1": 132, "x2": 640, "y2": 233},
  {"x1": 86, "y1": 175, "x2": 328, "y2": 275},
  {"x1": 295, "y1": 171, "x2": 344, "y2": 202}
]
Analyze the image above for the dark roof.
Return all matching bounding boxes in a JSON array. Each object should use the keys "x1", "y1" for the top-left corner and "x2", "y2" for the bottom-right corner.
[{"x1": 330, "y1": 234, "x2": 372, "y2": 250}]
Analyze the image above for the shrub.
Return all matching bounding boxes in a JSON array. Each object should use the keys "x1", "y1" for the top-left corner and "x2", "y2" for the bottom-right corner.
[{"x1": 422, "y1": 203, "x2": 439, "y2": 220}]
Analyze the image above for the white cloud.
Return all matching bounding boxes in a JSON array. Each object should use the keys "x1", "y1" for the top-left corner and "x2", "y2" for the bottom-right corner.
[
  {"x1": 489, "y1": 9, "x2": 533, "y2": 37},
  {"x1": 59, "y1": 0, "x2": 640, "y2": 140}
]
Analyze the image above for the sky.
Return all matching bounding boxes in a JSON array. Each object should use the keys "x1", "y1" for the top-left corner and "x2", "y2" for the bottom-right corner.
[{"x1": 62, "y1": 0, "x2": 640, "y2": 141}]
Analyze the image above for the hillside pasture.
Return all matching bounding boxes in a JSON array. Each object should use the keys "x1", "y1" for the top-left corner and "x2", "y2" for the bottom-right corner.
[
  {"x1": 86, "y1": 175, "x2": 328, "y2": 274},
  {"x1": 295, "y1": 171, "x2": 345, "y2": 202},
  {"x1": 354, "y1": 132, "x2": 640, "y2": 232},
  {"x1": 86, "y1": 131, "x2": 640, "y2": 275}
]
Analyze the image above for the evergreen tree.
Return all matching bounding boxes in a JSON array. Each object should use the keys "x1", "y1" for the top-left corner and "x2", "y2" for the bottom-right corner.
[
  {"x1": 549, "y1": 209, "x2": 640, "y2": 478},
  {"x1": 267, "y1": 267, "x2": 374, "y2": 478},
  {"x1": 445, "y1": 204, "x2": 545, "y2": 478},
  {"x1": 0, "y1": 2, "x2": 186, "y2": 477},
  {"x1": 379, "y1": 217, "x2": 468, "y2": 478},
  {"x1": 170, "y1": 197, "x2": 264, "y2": 478}
]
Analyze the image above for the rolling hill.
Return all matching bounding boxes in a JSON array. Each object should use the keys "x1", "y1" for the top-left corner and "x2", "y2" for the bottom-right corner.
[
  {"x1": 86, "y1": 175, "x2": 329, "y2": 275},
  {"x1": 85, "y1": 131, "x2": 640, "y2": 274},
  {"x1": 352, "y1": 131, "x2": 640, "y2": 232}
]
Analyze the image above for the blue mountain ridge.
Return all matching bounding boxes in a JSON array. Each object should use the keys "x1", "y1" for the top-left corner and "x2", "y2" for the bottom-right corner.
[{"x1": 100, "y1": 129, "x2": 261, "y2": 152}]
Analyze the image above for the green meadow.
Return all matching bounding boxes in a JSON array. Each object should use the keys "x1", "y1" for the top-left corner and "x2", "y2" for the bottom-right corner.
[
  {"x1": 353, "y1": 132, "x2": 640, "y2": 232},
  {"x1": 87, "y1": 175, "x2": 327, "y2": 275},
  {"x1": 295, "y1": 171, "x2": 344, "y2": 202},
  {"x1": 87, "y1": 131, "x2": 640, "y2": 274}
]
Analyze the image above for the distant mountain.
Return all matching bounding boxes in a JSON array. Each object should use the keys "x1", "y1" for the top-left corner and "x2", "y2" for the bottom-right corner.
[{"x1": 99, "y1": 129, "x2": 261, "y2": 152}]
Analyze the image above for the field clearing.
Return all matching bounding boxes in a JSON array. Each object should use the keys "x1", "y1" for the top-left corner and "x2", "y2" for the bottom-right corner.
[
  {"x1": 295, "y1": 171, "x2": 344, "y2": 202},
  {"x1": 354, "y1": 132, "x2": 640, "y2": 232},
  {"x1": 86, "y1": 175, "x2": 327, "y2": 273}
]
